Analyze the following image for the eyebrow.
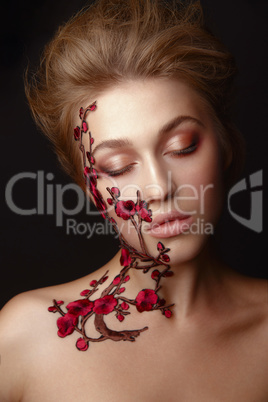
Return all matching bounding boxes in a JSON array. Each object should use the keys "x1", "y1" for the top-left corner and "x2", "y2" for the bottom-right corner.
[{"x1": 92, "y1": 115, "x2": 204, "y2": 155}]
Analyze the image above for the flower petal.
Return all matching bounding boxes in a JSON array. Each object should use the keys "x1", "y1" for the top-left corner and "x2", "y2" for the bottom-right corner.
[
  {"x1": 57, "y1": 314, "x2": 78, "y2": 337},
  {"x1": 90, "y1": 103, "x2": 96, "y2": 111},
  {"x1": 74, "y1": 126, "x2": 80, "y2": 141},
  {"x1": 113, "y1": 276, "x2": 121, "y2": 285},
  {"x1": 164, "y1": 310, "x2": 172, "y2": 318},
  {"x1": 80, "y1": 289, "x2": 90, "y2": 296},
  {"x1": 111, "y1": 187, "x2": 120, "y2": 197},
  {"x1": 117, "y1": 314, "x2": 124, "y2": 322},
  {"x1": 82, "y1": 121, "x2": 88, "y2": 133},
  {"x1": 66, "y1": 299, "x2": 93, "y2": 316},
  {"x1": 151, "y1": 270, "x2": 160, "y2": 280},
  {"x1": 93, "y1": 295, "x2": 118, "y2": 315},
  {"x1": 48, "y1": 306, "x2": 57, "y2": 312},
  {"x1": 162, "y1": 254, "x2": 170, "y2": 263},
  {"x1": 120, "y1": 248, "x2": 132, "y2": 267},
  {"x1": 121, "y1": 302, "x2": 129, "y2": 310},
  {"x1": 76, "y1": 337, "x2": 89, "y2": 351},
  {"x1": 157, "y1": 241, "x2": 164, "y2": 251}
]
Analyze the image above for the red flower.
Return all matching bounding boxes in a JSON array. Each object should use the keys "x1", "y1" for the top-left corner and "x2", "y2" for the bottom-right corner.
[
  {"x1": 135, "y1": 289, "x2": 158, "y2": 313},
  {"x1": 57, "y1": 314, "x2": 78, "y2": 337},
  {"x1": 86, "y1": 152, "x2": 94, "y2": 165},
  {"x1": 161, "y1": 254, "x2": 170, "y2": 263},
  {"x1": 151, "y1": 270, "x2": 160, "y2": 280},
  {"x1": 135, "y1": 201, "x2": 152, "y2": 222},
  {"x1": 107, "y1": 198, "x2": 113, "y2": 205},
  {"x1": 84, "y1": 166, "x2": 97, "y2": 186},
  {"x1": 111, "y1": 187, "x2": 120, "y2": 197},
  {"x1": 101, "y1": 276, "x2": 108, "y2": 283},
  {"x1": 66, "y1": 299, "x2": 94, "y2": 316},
  {"x1": 84, "y1": 166, "x2": 91, "y2": 179},
  {"x1": 164, "y1": 310, "x2": 172, "y2": 318},
  {"x1": 117, "y1": 314, "x2": 124, "y2": 322},
  {"x1": 90, "y1": 103, "x2": 96, "y2": 111},
  {"x1": 80, "y1": 289, "x2": 90, "y2": 296},
  {"x1": 124, "y1": 275, "x2": 130, "y2": 282},
  {"x1": 79, "y1": 107, "x2": 84, "y2": 119},
  {"x1": 120, "y1": 248, "x2": 132, "y2": 267},
  {"x1": 82, "y1": 121, "x2": 88, "y2": 133},
  {"x1": 90, "y1": 280, "x2": 97, "y2": 287},
  {"x1": 157, "y1": 241, "x2": 164, "y2": 251},
  {"x1": 119, "y1": 287, "x2": 125, "y2": 293},
  {"x1": 76, "y1": 337, "x2": 89, "y2": 351},
  {"x1": 113, "y1": 276, "x2": 121, "y2": 285},
  {"x1": 74, "y1": 126, "x2": 80, "y2": 141},
  {"x1": 48, "y1": 306, "x2": 57, "y2": 312},
  {"x1": 115, "y1": 200, "x2": 136, "y2": 220},
  {"x1": 48, "y1": 300, "x2": 64, "y2": 312},
  {"x1": 93, "y1": 295, "x2": 118, "y2": 315},
  {"x1": 121, "y1": 302, "x2": 129, "y2": 310},
  {"x1": 90, "y1": 184, "x2": 107, "y2": 219},
  {"x1": 92, "y1": 168, "x2": 98, "y2": 181}
]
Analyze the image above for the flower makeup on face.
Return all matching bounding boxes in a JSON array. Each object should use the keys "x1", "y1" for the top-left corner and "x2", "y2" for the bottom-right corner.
[{"x1": 87, "y1": 78, "x2": 224, "y2": 262}]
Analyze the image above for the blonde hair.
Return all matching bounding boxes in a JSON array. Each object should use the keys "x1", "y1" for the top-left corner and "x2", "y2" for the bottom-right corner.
[{"x1": 25, "y1": 0, "x2": 245, "y2": 190}]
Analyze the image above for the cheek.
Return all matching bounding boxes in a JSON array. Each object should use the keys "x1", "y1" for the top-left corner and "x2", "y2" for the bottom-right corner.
[
  {"x1": 195, "y1": 137, "x2": 224, "y2": 223},
  {"x1": 172, "y1": 135, "x2": 224, "y2": 220}
]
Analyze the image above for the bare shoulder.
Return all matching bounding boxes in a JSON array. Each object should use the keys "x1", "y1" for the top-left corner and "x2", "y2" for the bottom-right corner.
[
  {"x1": 237, "y1": 273, "x2": 268, "y2": 308},
  {"x1": 228, "y1": 270, "x2": 268, "y2": 338},
  {"x1": 219, "y1": 266, "x2": 268, "y2": 338},
  {"x1": 0, "y1": 290, "x2": 49, "y2": 401},
  {"x1": 0, "y1": 267, "x2": 107, "y2": 402},
  {"x1": 0, "y1": 266, "x2": 108, "y2": 333},
  {"x1": 249, "y1": 275, "x2": 268, "y2": 330}
]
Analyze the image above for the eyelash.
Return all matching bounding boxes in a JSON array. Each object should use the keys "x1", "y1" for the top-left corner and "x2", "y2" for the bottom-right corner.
[
  {"x1": 169, "y1": 142, "x2": 198, "y2": 156},
  {"x1": 102, "y1": 142, "x2": 198, "y2": 177},
  {"x1": 102, "y1": 165, "x2": 134, "y2": 177}
]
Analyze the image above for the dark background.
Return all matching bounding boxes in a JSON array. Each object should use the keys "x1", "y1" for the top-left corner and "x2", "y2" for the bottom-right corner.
[{"x1": 0, "y1": 0, "x2": 267, "y2": 309}]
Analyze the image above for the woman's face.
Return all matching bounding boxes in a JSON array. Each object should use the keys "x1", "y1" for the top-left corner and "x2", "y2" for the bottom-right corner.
[{"x1": 82, "y1": 78, "x2": 225, "y2": 265}]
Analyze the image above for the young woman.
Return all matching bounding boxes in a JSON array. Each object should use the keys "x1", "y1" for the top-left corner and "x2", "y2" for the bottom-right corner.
[{"x1": 0, "y1": 1, "x2": 267, "y2": 401}]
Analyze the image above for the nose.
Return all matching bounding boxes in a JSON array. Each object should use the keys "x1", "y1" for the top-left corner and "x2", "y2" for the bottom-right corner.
[{"x1": 141, "y1": 155, "x2": 176, "y2": 207}]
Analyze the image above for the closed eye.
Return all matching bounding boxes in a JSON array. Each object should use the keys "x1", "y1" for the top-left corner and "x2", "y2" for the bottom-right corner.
[
  {"x1": 169, "y1": 142, "x2": 198, "y2": 156},
  {"x1": 100, "y1": 164, "x2": 135, "y2": 177},
  {"x1": 99, "y1": 142, "x2": 197, "y2": 177}
]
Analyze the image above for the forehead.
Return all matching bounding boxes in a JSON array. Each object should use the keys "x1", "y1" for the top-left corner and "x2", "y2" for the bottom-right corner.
[{"x1": 82, "y1": 78, "x2": 211, "y2": 143}]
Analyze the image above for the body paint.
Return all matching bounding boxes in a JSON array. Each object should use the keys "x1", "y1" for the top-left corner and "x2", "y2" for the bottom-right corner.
[{"x1": 48, "y1": 101, "x2": 175, "y2": 351}]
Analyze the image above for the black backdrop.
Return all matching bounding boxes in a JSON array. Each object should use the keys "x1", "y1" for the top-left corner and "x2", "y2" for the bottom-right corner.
[{"x1": 1, "y1": 0, "x2": 267, "y2": 309}]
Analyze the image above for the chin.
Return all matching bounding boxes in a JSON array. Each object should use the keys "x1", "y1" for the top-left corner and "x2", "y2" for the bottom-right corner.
[{"x1": 168, "y1": 233, "x2": 212, "y2": 266}]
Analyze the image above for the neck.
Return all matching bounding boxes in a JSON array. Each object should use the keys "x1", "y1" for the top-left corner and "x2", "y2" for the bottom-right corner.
[{"x1": 110, "y1": 239, "x2": 229, "y2": 320}]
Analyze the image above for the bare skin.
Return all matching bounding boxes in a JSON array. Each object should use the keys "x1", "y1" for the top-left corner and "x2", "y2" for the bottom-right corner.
[
  {"x1": 0, "y1": 245, "x2": 267, "y2": 402},
  {"x1": 1, "y1": 79, "x2": 267, "y2": 401}
]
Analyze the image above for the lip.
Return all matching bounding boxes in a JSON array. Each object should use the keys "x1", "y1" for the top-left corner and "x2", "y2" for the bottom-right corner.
[{"x1": 148, "y1": 211, "x2": 193, "y2": 238}]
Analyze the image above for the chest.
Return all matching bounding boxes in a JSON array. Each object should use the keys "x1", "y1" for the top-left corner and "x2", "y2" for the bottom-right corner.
[{"x1": 23, "y1": 325, "x2": 268, "y2": 402}]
